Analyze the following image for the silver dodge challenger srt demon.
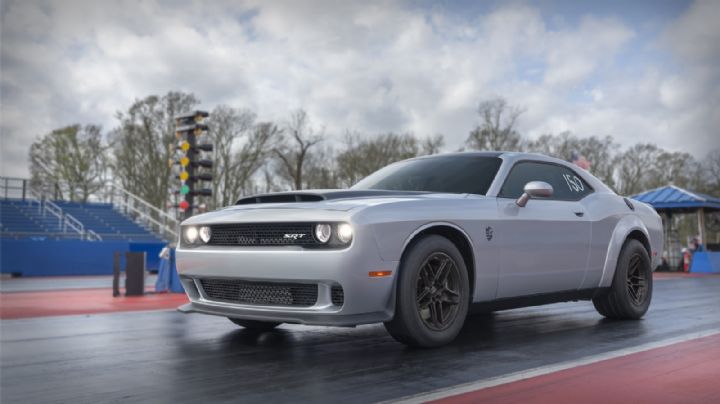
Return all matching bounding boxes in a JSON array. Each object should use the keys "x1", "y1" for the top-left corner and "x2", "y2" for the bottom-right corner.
[{"x1": 176, "y1": 152, "x2": 663, "y2": 347}]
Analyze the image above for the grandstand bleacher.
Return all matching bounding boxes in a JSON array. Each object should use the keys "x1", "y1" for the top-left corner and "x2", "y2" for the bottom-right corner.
[
  {"x1": 1, "y1": 200, "x2": 63, "y2": 234},
  {"x1": 1, "y1": 176, "x2": 170, "y2": 275},
  {"x1": 53, "y1": 201, "x2": 164, "y2": 242},
  {"x1": 1, "y1": 199, "x2": 164, "y2": 243}
]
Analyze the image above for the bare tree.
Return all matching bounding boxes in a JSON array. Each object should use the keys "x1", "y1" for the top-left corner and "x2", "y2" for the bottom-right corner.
[
  {"x1": 29, "y1": 124, "x2": 110, "y2": 201},
  {"x1": 647, "y1": 150, "x2": 698, "y2": 191},
  {"x1": 527, "y1": 132, "x2": 620, "y2": 189},
  {"x1": 207, "y1": 106, "x2": 277, "y2": 207},
  {"x1": 333, "y1": 132, "x2": 443, "y2": 187},
  {"x1": 262, "y1": 166, "x2": 278, "y2": 193},
  {"x1": 303, "y1": 146, "x2": 341, "y2": 189},
  {"x1": 231, "y1": 122, "x2": 282, "y2": 197},
  {"x1": 615, "y1": 144, "x2": 661, "y2": 195},
  {"x1": 614, "y1": 144, "x2": 701, "y2": 195},
  {"x1": 272, "y1": 109, "x2": 323, "y2": 190},
  {"x1": 336, "y1": 132, "x2": 422, "y2": 187},
  {"x1": 466, "y1": 97, "x2": 525, "y2": 151},
  {"x1": 112, "y1": 91, "x2": 199, "y2": 210},
  {"x1": 700, "y1": 149, "x2": 720, "y2": 196},
  {"x1": 578, "y1": 135, "x2": 622, "y2": 189},
  {"x1": 421, "y1": 134, "x2": 445, "y2": 155}
]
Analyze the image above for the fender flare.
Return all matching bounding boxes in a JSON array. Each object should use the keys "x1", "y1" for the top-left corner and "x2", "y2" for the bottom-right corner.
[
  {"x1": 397, "y1": 221, "x2": 476, "y2": 293},
  {"x1": 377, "y1": 221, "x2": 476, "y2": 317},
  {"x1": 599, "y1": 215, "x2": 651, "y2": 288},
  {"x1": 399, "y1": 221, "x2": 475, "y2": 255}
]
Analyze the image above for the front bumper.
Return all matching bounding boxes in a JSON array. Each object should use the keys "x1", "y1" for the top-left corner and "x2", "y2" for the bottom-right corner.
[{"x1": 175, "y1": 230, "x2": 399, "y2": 326}]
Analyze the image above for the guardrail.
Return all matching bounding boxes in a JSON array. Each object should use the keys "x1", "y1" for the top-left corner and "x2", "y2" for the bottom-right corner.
[
  {"x1": 86, "y1": 229, "x2": 103, "y2": 241},
  {"x1": 42, "y1": 198, "x2": 65, "y2": 227},
  {"x1": 62, "y1": 210, "x2": 84, "y2": 233},
  {"x1": 101, "y1": 184, "x2": 178, "y2": 241},
  {"x1": 23, "y1": 184, "x2": 101, "y2": 241}
]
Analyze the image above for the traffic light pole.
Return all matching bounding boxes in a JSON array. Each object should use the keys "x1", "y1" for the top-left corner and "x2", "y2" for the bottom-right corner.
[
  {"x1": 174, "y1": 110, "x2": 212, "y2": 219},
  {"x1": 185, "y1": 125, "x2": 197, "y2": 217}
]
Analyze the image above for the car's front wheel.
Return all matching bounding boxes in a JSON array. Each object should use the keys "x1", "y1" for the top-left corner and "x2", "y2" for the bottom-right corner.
[
  {"x1": 229, "y1": 318, "x2": 282, "y2": 331},
  {"x1": 593, "y1": 239, "x2": 653, "y2": 319},
  {"x1": 384, "y1": 235, "x2": 470, "y2": 348}
]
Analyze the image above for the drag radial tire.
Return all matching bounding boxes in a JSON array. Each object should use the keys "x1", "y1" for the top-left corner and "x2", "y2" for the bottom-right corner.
[
  {"x1": 384, "y1": 235, "x2": 470, "y2": 348},
  {"x1": 593, "y1": 239, "x2": 653, "y2": 319},
  {"x1": 229, "y1": 318, "x2": 282, "y2": 331}
]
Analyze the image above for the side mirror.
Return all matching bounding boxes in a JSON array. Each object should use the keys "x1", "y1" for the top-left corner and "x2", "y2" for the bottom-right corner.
[{"x1": 516, "y1": 181, "x2": 553, "y2": 207}]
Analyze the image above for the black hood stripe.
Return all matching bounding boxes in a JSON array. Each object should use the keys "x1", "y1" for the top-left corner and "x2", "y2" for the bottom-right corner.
[{"x1": 235, "y1": 190, "x2": 430, "y2": 205}]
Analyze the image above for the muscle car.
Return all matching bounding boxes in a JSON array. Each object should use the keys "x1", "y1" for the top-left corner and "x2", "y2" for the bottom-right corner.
[{"x1": 176, "y1": 152, "x2": 663, "y2": 347}]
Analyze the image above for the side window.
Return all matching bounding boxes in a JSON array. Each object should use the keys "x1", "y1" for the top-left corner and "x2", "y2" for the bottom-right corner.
[{"x1": 499, "y1": 161, "x2": 593, "y2": 200}]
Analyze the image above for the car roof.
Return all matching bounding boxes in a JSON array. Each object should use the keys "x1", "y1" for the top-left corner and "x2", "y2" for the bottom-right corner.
[
  {"x1": 413, "y1": 151, "x2": 565, "y2": 163},
  {"x1": 413, "y1": 151, "x2": 503, "y2": 159}
]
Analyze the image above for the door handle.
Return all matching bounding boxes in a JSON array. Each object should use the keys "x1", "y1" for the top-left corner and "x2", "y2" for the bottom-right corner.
[{"x1": 573, "y1": 211, "x2": 584, "y2": 217}]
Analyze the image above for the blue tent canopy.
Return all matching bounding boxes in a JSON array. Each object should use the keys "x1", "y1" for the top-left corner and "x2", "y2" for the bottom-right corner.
[
  {"x1": 632, "y1": 185, "x2": 720, "y2": 211},
  {"x1": 632, "y1": 185, "x2": 720, "y2": 273}
]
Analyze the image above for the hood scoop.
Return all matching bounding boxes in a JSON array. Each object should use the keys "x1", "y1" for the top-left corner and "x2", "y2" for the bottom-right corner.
[
  {"x1": 236, "y1": 193, "x2": 325, "y2": 205},
  {"x1": 235, "y1": 189, "x2": 429, "y2": 205}
]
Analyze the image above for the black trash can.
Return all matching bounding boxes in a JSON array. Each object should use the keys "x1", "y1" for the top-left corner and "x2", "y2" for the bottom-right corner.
[{"x1": 125, "y1": 251, "x2": 146, "y2": 296}]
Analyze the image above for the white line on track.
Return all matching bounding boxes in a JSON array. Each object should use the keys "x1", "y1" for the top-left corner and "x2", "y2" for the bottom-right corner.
[{"x1": 386, "y1": 327, "x2": 720, "y2": 404}]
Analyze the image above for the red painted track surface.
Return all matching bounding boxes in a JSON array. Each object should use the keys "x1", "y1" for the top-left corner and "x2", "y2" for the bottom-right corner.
[
  {"x1": 433, "y1": 333, "x2": 720, "y2": 404},
  {"x1": 0, "y1": 272, "x2": 714, "y2": 320},
  {"x1": 0, "y1": 289, "x2": 188, "y2": 319},
  {"x1": 1, "y1": 274, "x2": 719, "y2": 403},
  {"x1": 654, "y1": 272, "x2": 720, "y2": 280}
]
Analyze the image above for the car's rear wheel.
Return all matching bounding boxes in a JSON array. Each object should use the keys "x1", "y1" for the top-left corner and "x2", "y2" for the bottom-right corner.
[
  {"x1": 229, "y1": 318, "x2": 282, "y2": 331},
  {"x1": 593, "y1": 239, "x2": 653, "y2": 319},
  {"x1": 384, "y1": 235, "x2": 470, "y2": 348}
]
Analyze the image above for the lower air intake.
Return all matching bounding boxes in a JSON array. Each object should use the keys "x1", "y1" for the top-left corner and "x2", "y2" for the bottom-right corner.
[
  {"x1": 199, "y1": 278, "x2": 318, "y2": 307},
  {"x1": 331, "y1": 285, "x2": 344, "y2": 307}
]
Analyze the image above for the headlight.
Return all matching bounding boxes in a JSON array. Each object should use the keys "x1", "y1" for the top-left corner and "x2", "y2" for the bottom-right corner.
[
  {"x1": 336, "y1": 223, "x2": 353, "y2": 244},
  {"x1": 315, "y1": 224, "x2": 332, "y2": 243},
  {"x1": 184, "y1": 226, "x2": 198, "y2": 244},
  {"x1": 199, "y1": 226, "x2": 212, "y2": 243}
]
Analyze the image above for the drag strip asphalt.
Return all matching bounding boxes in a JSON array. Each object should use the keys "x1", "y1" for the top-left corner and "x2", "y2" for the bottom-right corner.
[{"x1": 1, "y1": 276, "x2": 719, "y2": 403}]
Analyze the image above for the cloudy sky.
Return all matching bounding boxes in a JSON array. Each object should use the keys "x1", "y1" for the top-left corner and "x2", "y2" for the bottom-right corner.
[{"x1": 1, "y1": 0, "x2": 718, "y2": 178}]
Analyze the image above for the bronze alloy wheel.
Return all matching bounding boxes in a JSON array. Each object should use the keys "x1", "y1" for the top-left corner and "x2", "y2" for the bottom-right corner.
[
  {"x1": 415, "y1": 252, "x2": 462, "y2": 331},
  {"x1": 626, "y1": 252, "x2": 648, "y2": 305}
]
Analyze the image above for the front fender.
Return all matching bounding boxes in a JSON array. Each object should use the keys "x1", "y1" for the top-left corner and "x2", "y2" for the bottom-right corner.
[
  {"x1": 373, "y1": 221, "x2": 473, "y2": 262},
  {"x1": 370, "y1": 221, "x2": 474, "y2": 317}
]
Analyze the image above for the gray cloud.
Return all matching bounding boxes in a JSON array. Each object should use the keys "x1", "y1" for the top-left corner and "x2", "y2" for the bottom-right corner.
[{"x1": 1, "y1": 0, "x2": 718, "y2": 179}]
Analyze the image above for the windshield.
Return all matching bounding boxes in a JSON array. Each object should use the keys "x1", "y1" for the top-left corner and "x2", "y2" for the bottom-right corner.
[{"x1": 351, "y1": 156, "x2": 502, "y2": 195}]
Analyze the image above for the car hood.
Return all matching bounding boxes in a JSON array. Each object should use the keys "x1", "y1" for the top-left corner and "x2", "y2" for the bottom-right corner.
[{"x1": 182, "y1": 189, "x2": 473, "y2": 225}]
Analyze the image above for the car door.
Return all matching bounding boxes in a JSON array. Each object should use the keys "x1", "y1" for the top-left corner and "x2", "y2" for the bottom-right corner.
[{"x1": 495, "y1": 161, "x2": 593, "y2": 298}]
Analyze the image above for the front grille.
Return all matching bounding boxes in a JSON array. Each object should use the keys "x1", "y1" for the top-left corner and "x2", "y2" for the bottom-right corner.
[
  {"x1": 208, "y1": 223, "x2": 318, "y2": 246},
  {"x1": 199, "y1": 278, "x2": 318, "y2": 307},
  {"x1": 331, "y1": 285, "x2": 344, "y2": 307}
]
